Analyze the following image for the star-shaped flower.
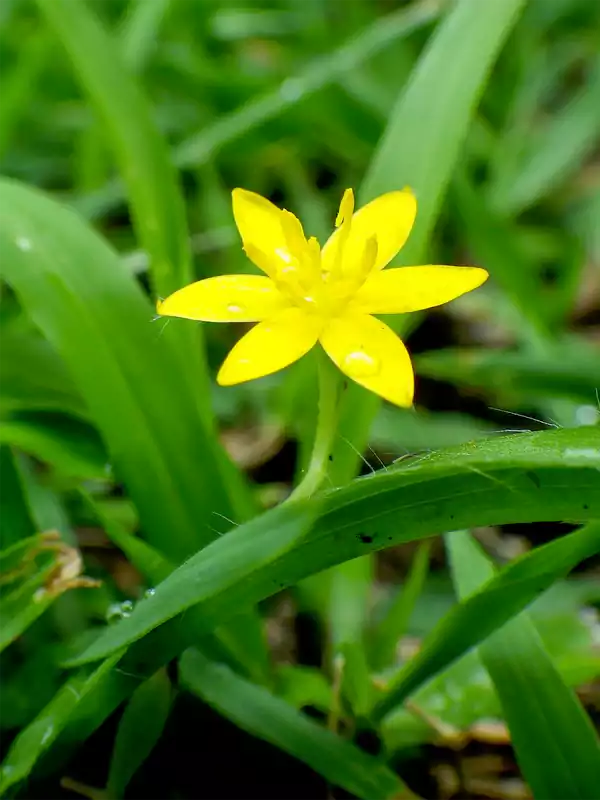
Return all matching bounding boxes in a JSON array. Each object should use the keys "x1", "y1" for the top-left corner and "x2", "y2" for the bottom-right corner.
[{"x1": 157, "y1": 188, "x2": 488, "y2": 407}]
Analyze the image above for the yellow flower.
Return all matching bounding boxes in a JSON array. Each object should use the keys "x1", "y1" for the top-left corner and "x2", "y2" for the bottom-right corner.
[{"x1": 157, "y1": 188, "x2": 488, "y2": 407}]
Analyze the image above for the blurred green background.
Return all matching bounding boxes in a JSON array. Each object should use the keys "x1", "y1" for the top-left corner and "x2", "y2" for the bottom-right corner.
[{"x1": 0, "y1": 0, "x2": 599, "y2": 797}]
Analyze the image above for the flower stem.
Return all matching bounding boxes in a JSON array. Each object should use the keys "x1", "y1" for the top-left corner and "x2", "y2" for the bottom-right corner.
[{"x1": 288, "y1": 348, "x2": 340, "y2": 502}]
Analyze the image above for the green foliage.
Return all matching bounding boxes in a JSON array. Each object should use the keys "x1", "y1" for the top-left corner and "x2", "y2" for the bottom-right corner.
[{"x1": 1, "y1": 0, "x2": 598, "y2": 797}]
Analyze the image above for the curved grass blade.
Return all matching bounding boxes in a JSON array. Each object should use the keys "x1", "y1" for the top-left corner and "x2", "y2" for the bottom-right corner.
[
  {"x1": 106, "y1": 668, "x2": 172, "y2": 799},
  {"x1": 7, "y1": 459, "x2": 596, "y2": 790},
  {"x1": 82, "y1": 491, "x2": 269, "y2": 683},
  {"x1": 180, "y1": 648, "x2": 409, "y2": 800},
  {"x1": 0, "y1": 178, "x2": 234, "y2": 561},
  {"x1": 67, "y1": 427, "x2": 600, "y2": 665},
  {"x1": 448, "y1": 531, "x2": 600, "y2": 800}
]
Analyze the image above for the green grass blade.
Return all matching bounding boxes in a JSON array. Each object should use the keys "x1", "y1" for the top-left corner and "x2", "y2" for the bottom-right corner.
[
  {"x1": 370, "y1": 541, "x2": 432, "y2": 671},
  {"x1": 35, "y1": 0, "x2": 189, "y2": 300},
  {"x1": 329, "y1": 557, "x2": 373, "y2": 669},
  {"x1": 179, "y1": 648, "x2": 406, "y2": 800},
  {"x1": 83, "y1": 491, "x2": 270, "y2": 684},
  {"x1": 67, "y1": 427, "x2": 600, "y2": 665},
  {"x1": 174, "y1": 1, "x2": 439, "y2": 169},
  {"x1": 106, "y1": 668, "x2": 172, "y2": 798},
  {"x1": 448, "y1": 531, "x2": 600, "y2": 800},
  {"x1": 35, "y1": 0, "x2": 214, "y2": 429},
  {"x1": 118, "y1": 0, "x2": 171, "y2": 72},
  {"x1": 329, "y1": 0, "x2": 526, "y2": 486},
  {"x1": 0, "y1": 29, "x2": 49, "y2": 159},
  {"x1": 490, "y1": 57, "x2": 600, "y2": 215},
  {"x1": 74, "y1": 0, "x2": 441, "y2": 220},
  {"x1": 0, "y1": 445, "x2": 35, "y2": 549},
  {"x1": 450, "y1": 168, "x2": 549, "y2": 340},
  {"x1": 0, "y1": 414, "x2": 107, "y2": 480},
  {"x1": 415, "y1": 343, "x2": 600, "y2": 406},
  {"x1": 0, "y1": 332, "x2": 87, "y2": 419},
  {"x1": 0, "y1": 178, "x2": 234, "y2": 561},
  {"x1": 0, "y1": 654, "x2": 125, "y2": 795},
  {"x1": 371, "y1": 520, "x2": 600, "y2": 721}
]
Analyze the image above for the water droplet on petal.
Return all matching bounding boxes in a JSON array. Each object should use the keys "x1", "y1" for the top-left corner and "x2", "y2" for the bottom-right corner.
[
  {"x1": 227, "y1": 303, "x2": 244, "y2": 314},
  {"x1": 343, "y1": 350, "x2": 380, "y2": 378}
]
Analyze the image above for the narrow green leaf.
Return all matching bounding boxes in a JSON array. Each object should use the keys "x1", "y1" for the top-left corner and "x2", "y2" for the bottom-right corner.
[
  {"x1": 174, "y1": 1, "x2": 438, "y2": 169},
  {"x1": 370, "y1": 541, "x2": 431, "y2": 671},
  {"x1": 0, "y1": 654, "x2": 125, "y2": 795},
  {"x1": 68, "y1": 428, "x2": 600, "y2": 666},
  {"x1": 35, "y1": 0, "x2": 217, "y2": 438},
  {"x1": 0, "y1": 413, "x2": 107, "y2": 480},
  {"x1": 451, "y1": 168, "x2": 548, "y2": 339},
  {"x1": 118, "y1": 0, "x2": 170, "y2": 72},
  {"x1": 179, "y1": 648, "x2": 405, "y2": 800},
  {"x1": 107, "y1": 669, "x2": 172, "y2": 799},
  {"x1": 35, "y1": 0, "x2": 188, "y2": 300},
  {"x1": 329, "y1": 0, "x2": 526, "y2": 486},
  {"x1": 0, "y1": 445, "x2": 35, "y2": 549},
  {"x1": 329, "y1": 558, "x2": 373, "y2": 655},
  {"x1": 0, "y1": 178, "x2": 234, "y2": 561},
  {"x1": 75, "y1": 0, "x2": 441, "y2": 220},
  {"x1": 448, "y1": 531, "x2": 600, "y2": 800},
  {"x1": 0, "y1": 332, "x2": 87, "y2": 420},
  {"x1": 0, "y1": 575, "x2": 55, "y2": 653},
  {"x1": 416, "y1": 343, "x2": 600, "y2": 406},
  {"x1": 82, "y1": 491, "x2": 270, "y2": 684},
  {"x1": 372, "y1": 520, "x2": 600, "y2": 720},
  {"x1": 490, "y1": 57, "x2": 600, "y2": 215},
  {"x1": 0, "y1": 29, "x2": 49, "y2": 159}
]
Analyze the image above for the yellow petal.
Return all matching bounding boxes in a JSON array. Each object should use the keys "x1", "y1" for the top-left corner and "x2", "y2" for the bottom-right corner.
[
  {"x1": 354, "y1": 265, "x2": 489, "y2": 314},
  {"x1": 232, "y1": 188, "x2": 296, "y2": 273},
  {"x1": 217, "y1": 308, "x2": 321, "y2": 385},
  {"x1": 320, "y1": 313, "x2": 414, "y2": 407},
  {"x1": 322, "y1": 189, "x2": 417, "y2": 276},
  {"x1": 156, "y1": 275, "x2": 288, "y2": 322}
]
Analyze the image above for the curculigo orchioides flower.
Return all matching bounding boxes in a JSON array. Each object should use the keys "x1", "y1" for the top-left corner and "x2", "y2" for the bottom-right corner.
[{"x1": 156, "y1": 188, "x2": 488, "y2": 407}]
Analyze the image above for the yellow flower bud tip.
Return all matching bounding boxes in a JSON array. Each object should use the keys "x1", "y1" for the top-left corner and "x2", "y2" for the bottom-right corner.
[{"x1": 156, "y1": 185, "x2": 488, "y2": 407}]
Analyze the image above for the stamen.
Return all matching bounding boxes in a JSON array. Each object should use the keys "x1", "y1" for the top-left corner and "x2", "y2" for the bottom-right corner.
[
  {"x1": 280, "y1": 210, "x2": 309, "y2": 262},
  {"x1": 335, "y1": 189, "x2": 354, "y2": 227},
  {"x1": 329, "y1": 188, "x2": 355, "y2": 277},
  {"x1": 306, "y1": 236, "x2": 322, "y2": 282},
  {"x1": 352, "y1": 235, "x2": 378, "y2": 285},
  {"x1": 243, "y1": 243, "x2": 279, "y2": 280}
]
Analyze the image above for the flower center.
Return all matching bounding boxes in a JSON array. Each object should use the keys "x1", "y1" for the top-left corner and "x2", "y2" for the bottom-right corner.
[{"x1": 272, "y1": 191, "x2": 377, "y2": 319}]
